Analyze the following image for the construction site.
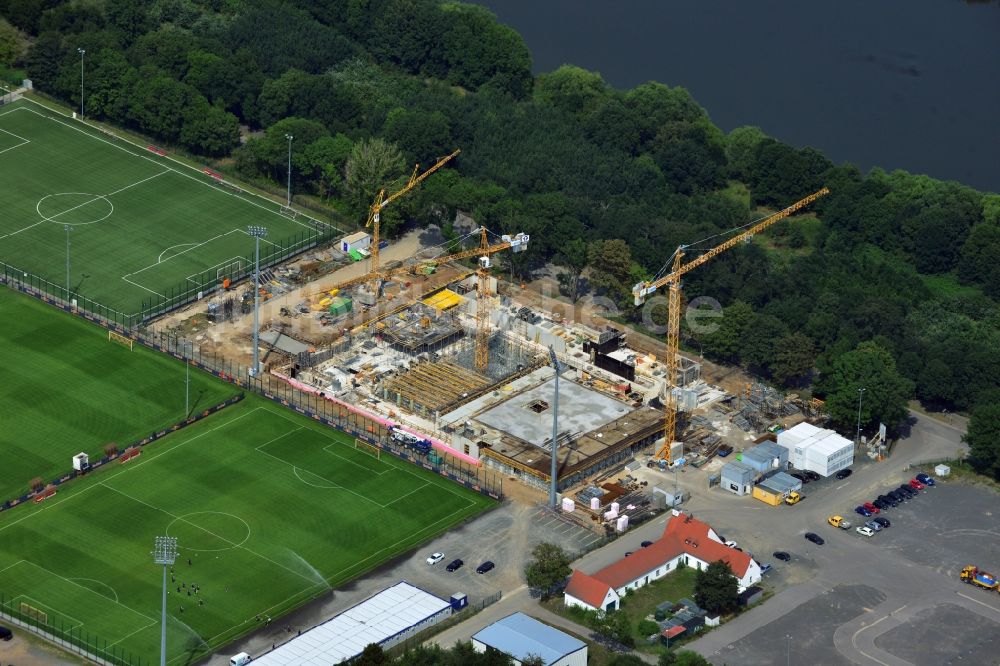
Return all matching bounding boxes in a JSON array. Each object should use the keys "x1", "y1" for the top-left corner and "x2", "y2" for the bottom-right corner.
[{"x1": 151, "y1": 163, "x2": 839, "y2": 535}]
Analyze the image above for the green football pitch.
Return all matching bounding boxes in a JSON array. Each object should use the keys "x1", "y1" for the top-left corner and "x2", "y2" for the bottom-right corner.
[
  {"x1": 0, "y1": 98, "x2": 338, "y2": 319},
  {"x1": 0, "y1": 397, "x2": 493, "y2": 664},
  {"x1": 0, "y1": 285, "x2": 239, "y2": 502}
]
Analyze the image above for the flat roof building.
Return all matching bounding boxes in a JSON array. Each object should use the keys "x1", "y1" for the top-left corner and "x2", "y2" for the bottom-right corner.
[
  {"x1": 249, "y1": 582, "x2": 451, "y2": 665},
  {"x1": 777, "y1": 422, "x2": 854, "y2": 477},
  {"x1": 472, "y1": 612, "x2": 587, "y2": 666}
]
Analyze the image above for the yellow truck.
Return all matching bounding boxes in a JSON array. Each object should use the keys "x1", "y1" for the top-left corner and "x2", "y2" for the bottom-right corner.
[
  {"x1": 827, "y1": 515, "x2": 852, "y2": 529},
  {"x1": 960, "y1": 565, "x2": 999, "y2": 591},
  {"x1": 785, "y1": 491, "x2": 803, "y2": 505}
]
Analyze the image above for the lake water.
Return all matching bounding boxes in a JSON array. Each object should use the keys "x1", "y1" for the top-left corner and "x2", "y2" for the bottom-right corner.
[{"x1": 473, "y1": 0, "x2": 1000, "y2": 192}]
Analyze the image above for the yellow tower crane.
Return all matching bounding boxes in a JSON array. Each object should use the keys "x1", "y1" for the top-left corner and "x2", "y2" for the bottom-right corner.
[
  {"x1": 366, "y1": 149, "x2": 460, "y2": 276},
  {"x1": 632, "y1": 188, "x2": 830, "y2": 462}
]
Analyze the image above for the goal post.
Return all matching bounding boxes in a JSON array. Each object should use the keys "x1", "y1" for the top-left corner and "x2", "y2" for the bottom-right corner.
[
  {"x1": 108, "y1": 330, "x2": 134, "y2": 350},
  {"x1": 216, "y1": 260, "x2": 243, "y2": 281},
  {"x1": 354, "y1": 438, "x2": 381, "y2": 461},
  {"x1": 19, "y1": 601, "x2": 48, "y2": 626}
]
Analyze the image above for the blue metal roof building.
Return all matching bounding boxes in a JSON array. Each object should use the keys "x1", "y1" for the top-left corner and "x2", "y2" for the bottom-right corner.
[{"x1": 472, "y1": 612, "x2": 587, "y2": 666}]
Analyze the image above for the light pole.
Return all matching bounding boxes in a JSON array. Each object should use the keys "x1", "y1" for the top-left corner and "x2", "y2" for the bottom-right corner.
[
  {"x1": 64, "y1": 225, "x2": 72, "y2": 300},
  {"x1": 247, "y1": 225, "x2": 268, "y2": 377},
  {"x1": 856, "y1": 387, "x2": 866, "y2": 446},
  {"x1": 152, "y1": 536, "x2": 178, "y2": 666},
  {"x1": 785, "y1": 634, "x2": 791, "y2": 666},
  {"x1": 284, "y1": 134, "x2": 294, "y2": 208},
  {"x1": 77, "y1": 48, "x2": 85, "y2": 117},
  {"x1": 548, "y1": 346, "x2": 565, "y2": 508}
]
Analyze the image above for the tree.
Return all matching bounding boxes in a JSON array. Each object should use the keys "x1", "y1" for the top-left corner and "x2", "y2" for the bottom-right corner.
[
  {"x1": 587, "y1": 239, "x2": 633, "y2": 307},
  {"x1": 179, "y1": 101, "x2": 240, "y2": 156},
  {"x1": 660, "y1": 651, "x2": 712, "y2": 666},
  {"x1": 523, "y1": 542, "x2": 572, "y2": 598},
  {"x1": 739, "y1": 313, "x2": 789, "y2": 374},
  {"x1": 0, "y1": 17, "x2": 25, "y2": 68},
  {"x1": 344, "y1": 137, "x2": 406, "y2": 215},
  {"x1": 554, "y1": 238, "x2": 589, "y2": 302},
  {"x1": 355, "y1": 643, "x2": 388, "y2": 666},
  {"x1": 771, "y1": 332, "x2": 816, "y2": 386},
  {"x1": 700, "y1": 301, "x2": 754, "y2": 363},
  {"x1": 607, "y1": 656, "x2": 647, "y2": 666},
  {"x1": 535, "y1": 65, "x2": 609, "y2": 117},
  {"x1": 726, "y1": 126, "x2": 767, "y2": 181},
  {"x1": 965, "y1": 402, "x2": 1000, "y2": 480},
  {"x1": 693, "y1": 560, "x2": 739, "y2": 615},
  {"x1": 637, "y1": 619, "x2": 660, "y2": 638},
  {"x1": 594, "y1": 609, "x2": 634, "y2": 647},
  {"x1": 817, "y1": 341, "x2": 914, "y2": 432}
]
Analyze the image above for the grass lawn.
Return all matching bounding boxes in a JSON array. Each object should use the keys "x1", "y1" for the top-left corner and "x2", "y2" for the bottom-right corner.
[
  {"x1": 0, "y1": 98, "x2": 337, "y2": 318},
  {"x1": 0, "y1": 285, "x2": 238, "y2": 501},
  {"x1": 0, "y1": 393, "x2": 494, "y2": 665}
]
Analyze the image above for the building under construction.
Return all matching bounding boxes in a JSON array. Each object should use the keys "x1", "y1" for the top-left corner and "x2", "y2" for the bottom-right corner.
[{"x1": 439, "y1": 366, "x2": 664, "y2": 491}]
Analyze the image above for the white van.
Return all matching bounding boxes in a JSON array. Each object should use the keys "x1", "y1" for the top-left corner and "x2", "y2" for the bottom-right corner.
[{"x1": 230, "y1": 653, "x2": 252, "y2": 666}]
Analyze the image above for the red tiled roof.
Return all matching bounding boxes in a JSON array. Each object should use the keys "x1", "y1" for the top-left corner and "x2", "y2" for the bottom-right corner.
[
  {"x1": 574, "y1": 514, "x2": 753, "y2": 593},
  {"x1": 662, "y1": 625, "x2": 686, "y2": 638},
  {"x1": 663, "y1": 514, "x2": 752, "y2": 578},
  {"x1": 564, "y1": 570, "x2": 613, "y2": 608}
]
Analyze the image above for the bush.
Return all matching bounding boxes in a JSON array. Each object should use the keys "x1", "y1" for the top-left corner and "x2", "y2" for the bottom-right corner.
[
  {"x1": 29, "y1": 476, "x2": 43, "y2": 492},
  {"x1": 637, "y1": 619, "x2": 660, "y2": 637},
  {"x1": 104, "y1": 442, "x2": 119, "y2": 457}
]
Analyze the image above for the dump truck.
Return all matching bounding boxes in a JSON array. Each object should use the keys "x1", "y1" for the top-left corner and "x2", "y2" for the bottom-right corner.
[
  {"x1": 785, "y1": 491, "x2": 804, "y2": 505},
  {"x1": 960, "y1": 565, "x2": 999, "y2": 591},
  {"x1": 827, "y1": 515, "x2": 851, "y2": 529}
]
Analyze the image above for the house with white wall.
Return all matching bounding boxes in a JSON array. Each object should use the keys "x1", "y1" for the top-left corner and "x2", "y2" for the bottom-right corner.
[{"x1": 564, "y1": 512, "x2": 761, "y2": 613}]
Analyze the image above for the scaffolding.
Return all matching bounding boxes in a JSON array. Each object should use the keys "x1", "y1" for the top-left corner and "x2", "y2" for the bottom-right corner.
[
  {"x1": 381, "y1": 361, "x2": 491, "y2": 415},
  {"x1": 449, "y1": 331, "x2": 539, "y2": 382},
  {"x1": 379, "y1": 303, "x2": 464, "y2": 354}
]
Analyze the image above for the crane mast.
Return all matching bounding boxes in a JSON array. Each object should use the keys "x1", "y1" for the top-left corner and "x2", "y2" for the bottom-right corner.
[
  {"x1": 632, "y1": 188, "x2": 830, "y2": 461},
  {"x1": 366, "y1": 149, "x2": 460, "y2": 276}
]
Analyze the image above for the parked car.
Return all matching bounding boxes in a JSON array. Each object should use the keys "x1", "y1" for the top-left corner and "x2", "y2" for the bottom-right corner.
[
  {"x1": 426, "y1": 552, "x2": 444, "y2": 565},
  {"x1": 641, "y1": 541, "x2": 653, "y2": 548},
  {"x1": 873, "y1": 517, "x2": 890, "y2": 528},
  {"x1": 888, "y1": 489, "x2": 906, "y2": 503},
  {"x1": 761, "y1": 563, "x2": 773, "y2": 574},
  {"x1": 909, "y1": 478, "x2": 925, "y2": 491},
  {"x1": 915, "y1": 473, "x2": 936, "y2": 486},
  {"x1": 0, "y1": 625, "x2": 12, "y2": 641},
  {"x1": 773, "y1": 551, "x2": 791, "y2": 562},
  {"x1": 804, "y1": 470, "x2": 821, "y2": 482},
  {"x1": 862, "y1": 502, "x2": 881, "y2": 514},
  {"x1": 624, "y1": 552, "x2": 633, "y2": 557},
  {"x1": 878, "y1": 494, "x2": 898, "y2": 508},
  {"x1": 855, "y1": 505, "x2": 873, "y2": 517},
  {"x1": 446, "y1": 559, "x2": 463, "y2": 572},
  {"x1": 835, "y1": 468, "x2": 853, "y2": 480},
  {"x1": 872, "y1": 499, "x2": 888, "y2": 511},
  {"x1": 898, "y1": 485, "x2": 917, "y2": 498},
  {"x1": 857, "y1": 526, "x2": 875, "y2": 537},
  {"x1": 724, "y1": 540, "x2": 739, "y2": 549},
  {"x1": 865, "y1": 520, "x2": 882, "y2": 532},
  {"x1": 804, "y1": 532, "x2": 825, "y2": 545},
  {"x1": 828, "y1": 515, "x2": 851, "y2": 529},
  {"x1": 476, "y1": 561, "x2": 495, "y2": 574}
]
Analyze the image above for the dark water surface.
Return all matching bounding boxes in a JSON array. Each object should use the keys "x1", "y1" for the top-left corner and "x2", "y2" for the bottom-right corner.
[{"x1": 473, "y1": 0, "x2": 1000, "y2": 192}]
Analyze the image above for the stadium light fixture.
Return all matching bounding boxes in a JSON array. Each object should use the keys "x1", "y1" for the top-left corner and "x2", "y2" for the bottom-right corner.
[
  {"x1": 152, "y1": 536, "x2": 178, "y2": 666},
  {"x1": 284, "y1": 134, "x2": 294, "y2": 208},
  {"x1": 77, "y1": 48, "x2": 85, "y2": 117},
  {"x1": 247, "y1": 225, "x2": 269, "y2": 377},
  {"x1": 856, "y1": 387, "x2": 866, "y2": 446}
]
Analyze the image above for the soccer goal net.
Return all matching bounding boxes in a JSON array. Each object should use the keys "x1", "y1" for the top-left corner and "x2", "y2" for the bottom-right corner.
[
  {"x1": 20, "y1": 601, "x2": 48, "y2": 625},
  {"x1": 217, "y1": 260, "x2": 243, "y2": 281},
  {"x1": 354, "y1": 438, "x2": 381, "y2": 460},
  {"x1": 108, "y1": 330, "x2": 134, "y2": 350},
  {"x1": 218, "y1": 179, "x2": 241, "y2": 195}
]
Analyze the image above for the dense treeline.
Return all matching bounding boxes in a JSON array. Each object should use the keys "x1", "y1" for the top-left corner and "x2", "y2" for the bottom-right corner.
[{"x1": 3, "y1": 0, "x2": 999, "y2": 473}]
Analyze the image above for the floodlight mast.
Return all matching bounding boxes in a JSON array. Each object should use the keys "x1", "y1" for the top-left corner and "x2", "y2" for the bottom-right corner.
[
  {"x1": 152, "y1": 536, "x2": 178, "y2": 666},
  {"x1": 284, "y1": 134, "x2": 294, "y2": 208},
  {"x1": 548, "y1": 346, "x2": 564, "y2": 508},
  {"x1": 77, "y1": 48, "x2": 85, "y2": 117},
  {"x1": 247, "y1": 226, "x2": 269, "y2": 377}
]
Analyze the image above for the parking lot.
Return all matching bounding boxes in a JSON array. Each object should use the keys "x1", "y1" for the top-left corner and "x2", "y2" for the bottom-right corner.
[{"x1": 688, "y1": 476, "x2": 1000, "y2": 666}]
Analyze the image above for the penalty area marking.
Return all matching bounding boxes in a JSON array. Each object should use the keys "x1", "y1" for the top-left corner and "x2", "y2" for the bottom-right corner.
[
  {"x1": 66, "y1": 578, "x2": 120, "y2": 603},
  {"x1": 293, "y1": 467, "x2": 341, "y2": 489},
  {"x1": 158, "y1": 243, "x2": 199, "y2": 263},
  {"x1": 0, "y1": 126, "x2": 29, "y2": 155},
  {"x1": 11, "y1": 594, "x2": 85, "y2": 630},
  {"x1": 165, "y1": 511, "x2": 252, "y2": 552}
]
